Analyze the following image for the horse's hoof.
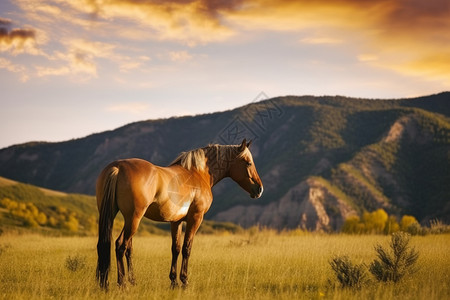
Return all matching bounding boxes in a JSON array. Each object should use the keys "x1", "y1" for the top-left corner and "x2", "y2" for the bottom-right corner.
[{"x1": 170, "y1": 281, "x2": 178, "y2": 289}]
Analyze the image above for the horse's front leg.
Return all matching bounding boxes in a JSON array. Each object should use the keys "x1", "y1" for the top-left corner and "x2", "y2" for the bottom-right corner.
[
  {"x1": 180, "y1": 212, "x2": 204, "y2": 287},
  {"x1": 169, "y1": 221, "x2": 182, "y2": 288}
]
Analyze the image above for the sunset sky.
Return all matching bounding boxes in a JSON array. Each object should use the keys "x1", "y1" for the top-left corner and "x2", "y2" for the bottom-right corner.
[{"x1": 1, "y1": 0, "x2": 449, "y2": 148}]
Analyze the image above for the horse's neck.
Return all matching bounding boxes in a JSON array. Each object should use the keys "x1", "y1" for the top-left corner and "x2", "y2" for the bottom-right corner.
[{"x1": 204, "y1": 145, "x2": 235, "y2": 186}]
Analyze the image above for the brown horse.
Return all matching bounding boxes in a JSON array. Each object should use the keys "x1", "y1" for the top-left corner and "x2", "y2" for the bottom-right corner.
[{"x1": 96, "y1": 139, "x2": 263, "y2": 289}]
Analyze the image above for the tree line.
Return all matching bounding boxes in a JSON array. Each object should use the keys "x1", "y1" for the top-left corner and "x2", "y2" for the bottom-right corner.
[
  {"x1": 340, "y1": 208, "x2": 446, "y2": 235},
  {"x1": 0, "y1": 198, "x2": 97, "y2": 234}
]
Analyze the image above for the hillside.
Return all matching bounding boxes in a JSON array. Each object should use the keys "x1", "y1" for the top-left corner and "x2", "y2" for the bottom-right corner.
[
  {"x1": 0, "y1": 177, "x2": 243, "y2": 235},
  {"x1": 0, "y1": 176, "x2": 172, "y2": 235},
  {"x1": 1, "y1": 92, "x2": 449, "y2": 231}
]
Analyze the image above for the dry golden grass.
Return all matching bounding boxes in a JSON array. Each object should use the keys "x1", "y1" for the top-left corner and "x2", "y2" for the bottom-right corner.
[{"x1": 0, "y1": 232, "x2": 449, "y2": 299}]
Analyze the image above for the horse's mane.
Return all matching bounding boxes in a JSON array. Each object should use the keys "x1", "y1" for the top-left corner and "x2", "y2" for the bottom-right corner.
[
  {"x1": 169, "y1": 143, "x2": 246, "y2": 171},
  {"x1": 170, "y1": 148, "x2": 207, "y2": 171}
]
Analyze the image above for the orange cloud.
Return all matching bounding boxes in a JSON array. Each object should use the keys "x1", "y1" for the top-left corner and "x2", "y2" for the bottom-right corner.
[
  {"x1": 226, "y1": 0, "x2": 450, "y2": 82},
  {"x1": 9, "y1": 0, "x2": 450, "y2": 84},
  {"x1": 0, "y1": 23, "x2": 39, "y2": 55},
  {"x1": 61, "y1": 0, "x2": 236, "y2": 45},
  {"x1": 35, "y1": 39, "x2": 150, "y2": 79},
  {"x1": 0, "y1": 18, "x2": 12, "y2": 26},
  {"x1": 393, "y1": 53, "x2": 450, "y2": 85}
]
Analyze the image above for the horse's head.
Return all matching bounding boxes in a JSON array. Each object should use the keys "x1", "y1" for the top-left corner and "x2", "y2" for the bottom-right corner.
[{"x1": 229, "y1": 139, "x2": 263, "y2": 199}]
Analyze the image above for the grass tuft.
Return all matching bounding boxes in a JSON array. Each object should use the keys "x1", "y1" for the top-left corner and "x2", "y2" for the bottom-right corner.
[{"x1": 65, "y1": 254, "x2": 87, "y2": 272}]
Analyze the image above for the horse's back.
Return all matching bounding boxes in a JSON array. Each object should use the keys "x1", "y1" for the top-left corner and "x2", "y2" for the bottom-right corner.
[{"x1": 97, "y1": 158, "x2": 155, "y2": 189}]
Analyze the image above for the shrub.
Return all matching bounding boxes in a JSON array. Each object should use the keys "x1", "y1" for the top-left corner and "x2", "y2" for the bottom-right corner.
[
  {"x1": 0, "y1": 198, "x2": 18, "y2": 210},
  {"x1": 341, "y1": 215, "x2": 363, "y2": 234},
  {"x1": 428, "y1": 219, "x2": 450, "y2": 234},
  {"x1": 400, "y1": 215, "x2": 421, "y2": 234},
  {"x1": 65, "y1": 254, "x2": 87, "y2": 272},
  {"x1": 35, "y1": 212, "x2": 48, "y2": 226},
  {"x1": 363, "y1": 209, "x2": 388, "y2": 234},
  {"x1": 23, "y1": 214, "x2": 39, "y2": 228},
  {"x1": 384, "y1": 215, "x2": 400, "y2": 234},
  {"x1": 62, "y1": 215, "x2": 79, "y2": 232},
  {"x1": 369, "y1": 231, "x2": 419, "y2": 282},
  {"x1": 329, "y1": 255, "x2": 367, "y2": 289}
]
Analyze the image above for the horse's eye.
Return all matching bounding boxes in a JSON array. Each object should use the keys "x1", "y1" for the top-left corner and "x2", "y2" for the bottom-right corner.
[{"x1": 246, "y1": 162, "x2": 252, "y2": 167}]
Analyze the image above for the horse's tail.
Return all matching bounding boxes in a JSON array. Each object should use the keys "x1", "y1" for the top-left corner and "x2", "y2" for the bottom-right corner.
[{"x1": 96, "y1": 166, "x2": 119, "y2": 289}]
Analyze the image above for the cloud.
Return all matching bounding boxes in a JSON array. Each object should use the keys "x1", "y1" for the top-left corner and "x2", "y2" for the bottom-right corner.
[
  {"x1": 226, "y1": 0, "x2": 450, "y2": 82},
  {"x1": 57, "y1": 0, "x2": 237, "y2": 45},
  {"x1": 390, "y1": 53, "x2": 450, "y2": 85},
  {"x1": 7, "y1": 0, "x2": 450, "y2": 85},
  {"x1": 30, "y1": 39, "x2": 115, "y2": 78},
  {"x1": 169, "y1": 51, "x2": 193, "y2": 62},
  {"x1": 358, "y1": 54, "x2": 378, "y2": 62},
  {"x1": 0, "y1": 57, "x2": 29, "y2": 81},
  {"x1": 33, "y1": 39, "x2": 150, "y2": 78},
  {"x1": 0, "y1": 18, "x2": 12, "y2": 26},
  {"x1": 35, "y1": 65, "x2": 71, "y2": 77},
  {"x1": 300, "y1": 37, "x2": 343, "y2": 45},
  {"x1": 74, "y1": 0, "x2": 450, "y2": 81},
  {"x1": 0, "y1": 24, "x2": 39, "y2": 55}
]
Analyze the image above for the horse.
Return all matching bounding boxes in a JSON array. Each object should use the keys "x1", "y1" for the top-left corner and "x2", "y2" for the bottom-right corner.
[{"x1": 96, "y1": 139, "x2": 263, "y2": 289}]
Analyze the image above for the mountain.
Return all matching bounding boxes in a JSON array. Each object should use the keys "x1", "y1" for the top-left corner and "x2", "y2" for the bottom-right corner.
[{"x1": 1, "y1": 92, "x2": 449, "y2": 231}]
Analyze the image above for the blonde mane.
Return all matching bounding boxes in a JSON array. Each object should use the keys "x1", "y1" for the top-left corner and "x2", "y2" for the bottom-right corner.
[{"x1": 170, "y1": 148, "x2": 207, "y2": 171}]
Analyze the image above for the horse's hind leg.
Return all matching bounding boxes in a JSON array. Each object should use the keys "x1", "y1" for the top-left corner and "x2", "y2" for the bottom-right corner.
[
  {"x1": 125, "y1": 238, "x2": 136, "y2": 285},
  {"x1": 115, "y1": 229, "x2": 126, "y2": 287},
  {"x1": 116, "y1": 217, "x2": 141, "y2": 287}
]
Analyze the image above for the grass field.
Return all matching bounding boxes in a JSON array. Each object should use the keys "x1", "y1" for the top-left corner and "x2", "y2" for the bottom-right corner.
[{"x1": 0, "y1": 232, "x2": 449, "y2": 299}]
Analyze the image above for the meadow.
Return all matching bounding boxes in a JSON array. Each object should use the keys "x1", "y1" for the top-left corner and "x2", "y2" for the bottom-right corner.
[{"x1": 0, "y1": 231, "x2": 449, "y2": 300}]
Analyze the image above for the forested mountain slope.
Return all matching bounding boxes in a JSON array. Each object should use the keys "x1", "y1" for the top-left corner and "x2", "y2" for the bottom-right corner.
[{"x1": 1, "y1": 92, "x2": 449, "y2": 230}]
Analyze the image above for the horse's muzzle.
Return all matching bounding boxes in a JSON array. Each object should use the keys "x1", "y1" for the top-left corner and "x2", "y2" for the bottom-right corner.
[{"x1": 250, "y1": 184, "x2": 263, "y2": 199}]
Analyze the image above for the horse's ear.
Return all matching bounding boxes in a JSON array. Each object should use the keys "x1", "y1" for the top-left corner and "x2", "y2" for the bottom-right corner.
[
  {"x1": 247, "y1": 140, "x2": 252, "y2": 148},
  {"x1": 239, "y1": 139, "x2": 247, "y2": 151}
]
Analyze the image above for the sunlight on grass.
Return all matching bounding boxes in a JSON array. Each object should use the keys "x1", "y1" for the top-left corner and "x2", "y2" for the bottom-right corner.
[{"x1": 0, "y1": 233, "x2": 448, "y2": 299}]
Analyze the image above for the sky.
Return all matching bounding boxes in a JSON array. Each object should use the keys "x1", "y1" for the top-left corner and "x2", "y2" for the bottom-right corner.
[{"x1": 1, "y1": 0, "x2": 449, "y2": 149}]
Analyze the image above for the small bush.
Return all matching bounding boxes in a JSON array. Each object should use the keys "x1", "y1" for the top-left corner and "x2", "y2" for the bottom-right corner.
[
  {"x1": 400, "y1": 215, "x2": 421, "y2": 235},
  {"x1": 62, "y1": 215, "x2": 79, "y2": 232},
  {"x1": 384, "y1": 215, "x2": 400, "y2": 235},
  {"x1": 65, "y1": 254, "x2": 87, "y2": 272},
  {"x1": 329, "y1": 255, "x2": 367, "y2": 289},
  {"x1": 369, "y1": 231, "x2": 419, "y2": 282},
  {"x1": 428, "y1": 219, "x2": 450, "y2": 234}
]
